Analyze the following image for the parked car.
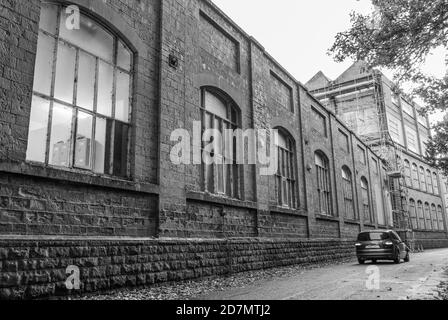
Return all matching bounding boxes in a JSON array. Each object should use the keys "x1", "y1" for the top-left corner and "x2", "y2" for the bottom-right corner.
[{"x1": 355, "y1": 230, "x2": 410, "y2": 264}]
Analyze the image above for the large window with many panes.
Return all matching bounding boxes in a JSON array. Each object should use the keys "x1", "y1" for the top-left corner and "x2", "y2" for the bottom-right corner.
[
  {"x1": 342, "y1": 166, "x2": 355, "y2": 220},
  {"x1": 409, "y1": 199, "x2": 418, "y2": 230},
  {"x1": 431, "y1": 204, "x2": 438, "y2": 231},
  {"x1": 315, "y1": 152, "x2": 332, "y2": 216},
  {"x1": 426, "y1": 169, "x2": 434, "y2": 193},
  {"x1": 276, "y1": 130, "x2": 297, "y2": 208},
  {"x1": 27, "y1": 3, "x2": 133, "y2": 177},
  {"x1": 417, "y1": 201, "x2": 425, "y2": 230},
  {"x1": 437, "y1": 206, "x2": 445, "y2": 231},
  {"x1": 433, "y1": 172, "x2": 440, "y2": 195},
  {"x1": 424, "y1": 203, "x2": 432, "y2": 230},
  {"x1": 201, "y1": 88, "x2": 240, "y2": 199},
  {"x1": 361, "y1": 177, "x2": 371, "y2": 223}
]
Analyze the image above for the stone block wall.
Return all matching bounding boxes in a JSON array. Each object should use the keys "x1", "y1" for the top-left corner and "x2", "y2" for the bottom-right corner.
[{"x1": 0, "y1": 238, "x2": 356, "y2": 299}]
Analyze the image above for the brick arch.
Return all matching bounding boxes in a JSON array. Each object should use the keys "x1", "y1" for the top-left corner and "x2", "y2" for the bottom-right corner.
[
  {"x1": 270, "y1": 119, "x2": 298, "y2": 142},
  {"x1": 195, "y1": 73, "x2": 246, "y2": 110},
  {"x1": 53, "y1": 0, "x2": 147, "y2": 56}
]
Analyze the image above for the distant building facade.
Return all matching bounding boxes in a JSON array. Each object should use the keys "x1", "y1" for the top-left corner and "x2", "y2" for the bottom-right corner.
[{"x1": 307, "y1": 62, "x2": 448, "y2": 243}]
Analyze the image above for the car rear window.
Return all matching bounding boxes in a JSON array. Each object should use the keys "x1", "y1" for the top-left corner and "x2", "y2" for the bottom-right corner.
[{"x1": 357, "y1": 232, "x2": 390, "y2": 241}]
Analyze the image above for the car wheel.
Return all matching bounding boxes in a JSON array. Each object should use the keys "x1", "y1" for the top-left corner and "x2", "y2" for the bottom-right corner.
[
  {"x1": 404, "y1": 251, "x2": 410, "y2": 263},
  {"x1": 394, "y1": 251, "x2": 401, "y2": 264},
  {"x1": 358, "y1": 258, "x2": 365, "y2": 265}
]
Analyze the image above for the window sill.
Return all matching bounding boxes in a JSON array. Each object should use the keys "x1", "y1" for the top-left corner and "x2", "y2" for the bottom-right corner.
[
  {"x1": 316, "y1": 214, "x2": 339, "y2": 222},
  {"x1": 414, "y1": 229, "x2": 446, "y2": 233},
  {"x1": 0, "y1": 161, "x2": 159, "y2": 195},
  {"x1": 186, "y1": 191, "x2": 258, "y2": 210},
  {"x1": 269, "y1": 205, "x2": 308, "y2": 217},
  {"x1": 363, "y1": 223, "x2": 376, "y2": 228},
  {"x1": 344, "y1": 219, "x2": 360, "y2": 226}
]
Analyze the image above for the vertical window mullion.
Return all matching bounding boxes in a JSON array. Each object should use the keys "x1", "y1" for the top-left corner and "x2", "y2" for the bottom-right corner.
[
  {"x1": 44, "y1": 8, "x2": 62, "y2": 165},
  {"x1": 69, "y1": 49, "x2": 80, "y2": 168},
  {"x1": 212, "y1": 114, "x2": 216, "y2": 194}
]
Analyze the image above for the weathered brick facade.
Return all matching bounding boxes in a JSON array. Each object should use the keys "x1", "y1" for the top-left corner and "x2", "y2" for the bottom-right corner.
[{"x1": 0, "y1": 0, "x2": 447, "y2": 298}]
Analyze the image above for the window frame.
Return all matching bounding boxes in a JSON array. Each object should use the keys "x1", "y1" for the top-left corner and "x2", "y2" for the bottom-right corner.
[
  {"x1": 315, "y1": 151, "x2": 333, "y2": 216},
  {"x1": 200, "y1": 87, "x2": 241, "y2": 199},
  {"x1": 437, "y1": 206, "x2": 445, "y2": 232},
  {"x1": 275, "y1": 130, "x2": 297, "y2": 209},
  {"x1": 409, "y1": 199, "x2": 418, "y2": 230},
  {"x1": 411, "y1": 163, "x2": 420, "y2": 189},
  {"x1": 27, "y1": 3, "x2": 134, "y2": 178},
  {"x1": 342, "y1": 166, "x2": 355, "y2": 220},
  {"x1": 361, "y1": 177, "x2": 372, "y2": 223},
  {"x1": 424, "y1": 202, "x2": 432, "y2": 230},
  {"x1": 431, "y1": 204, "x2": 439, "y2": 231},
  {"x1": 417, "y1": 201, "x2": 425, "y2": 230}
]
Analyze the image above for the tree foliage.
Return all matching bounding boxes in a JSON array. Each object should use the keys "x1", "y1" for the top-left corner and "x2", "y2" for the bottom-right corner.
[{"x1": 329, "y1": 0, "x2": 448, "y2": 175}]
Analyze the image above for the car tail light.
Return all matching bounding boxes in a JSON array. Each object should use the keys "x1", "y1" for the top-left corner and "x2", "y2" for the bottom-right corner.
[{"x1": 384, "y1": 241, "x2": 393, "y2": 246}]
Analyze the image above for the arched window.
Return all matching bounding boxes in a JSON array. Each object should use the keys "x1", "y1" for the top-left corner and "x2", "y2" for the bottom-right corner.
[
  {"x1": 433, "y1": 172, "x2": 440, "y2": 195},
  {"x1": 426, "y1": 169, "x2": 433, "y2": 193},
  {"x1": 424, "y1": 202, "x2": 432, "y2": 230},
  {"x1": 437, "y1": 206, "x2": 445, "y2": 232},
  {"x1": 419, "y1": 166, "x2": 427, "y2": 192},
  {"x1": 417, "y1": 201, "x2": 425, "y2": 230},
  {"x1": 275, "y1": 130, "x2": 297, "y2": 208},
  {"x1": 342, "y1": 166, "x2": 355, "y2": 220},
  {"x1": 409, "y1": 199, "x2": 418, "y2": 230},
  {"x1": 412, "y1": 164, "x2": 419, "y2": 189},
  {"x1": 361, "y1": 177, "x2": 371, "y2": 223},
  {"x1": 431, "y1": 204, "x2": 438, "y2": 230},
  {"x1": 315, "y1": 152, "x2": 332, "y2": 216},
  {"x1": 201, "y1": 88, "x2": 240, "y2": 198},
  {"x1": 404, "y1": 160, "x2": 412, "y2": 186},
  {"x1": 26, "y1": 3, "x2": 133, "y2": 177}
]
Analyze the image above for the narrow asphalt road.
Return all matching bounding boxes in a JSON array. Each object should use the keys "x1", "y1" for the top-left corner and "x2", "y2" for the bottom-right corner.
[{"x1": 194, "y1": 249, "x2": 448, "y2": 300}]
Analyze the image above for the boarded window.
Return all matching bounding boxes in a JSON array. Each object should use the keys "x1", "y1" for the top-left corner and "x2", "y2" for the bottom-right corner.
[
  {"x1": 199, "y1": 11, "x2": 240, "y2": 72},
  {"x1": 358, "y1": 146, "x2": 366, "y2": 165},
  {"x1": 271, "y1": 72, "x2": 293, "y2": 112},
  {"x1": 339, "y1": 130, "x2": 350, "y2": 153},
  {"x1": 311, "y1": 107, "x2": 327, "y2": 137}
]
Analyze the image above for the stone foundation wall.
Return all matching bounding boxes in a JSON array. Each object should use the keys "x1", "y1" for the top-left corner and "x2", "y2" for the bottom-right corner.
[{"x1": 0, "y1": 238, "x2": 355, "y2": 299}]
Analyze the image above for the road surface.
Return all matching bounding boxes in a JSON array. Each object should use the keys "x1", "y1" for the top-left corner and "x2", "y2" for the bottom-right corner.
[{"x1": 194, "y1": 249, "x2": 448, "y2": 300}]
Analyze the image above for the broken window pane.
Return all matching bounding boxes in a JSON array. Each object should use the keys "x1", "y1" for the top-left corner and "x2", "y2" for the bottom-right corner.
[
  {"x1": 97, "y1": 61, "x2": 113, "y2": 117},
  {"x1": 113, "y1": 122, "x2": 129, "y2": 177},
  {"x1": 49, "y1": 104, "x2": 73, "y2": 167},
  {"x1": 39, "y1": 3, "x2": 58, "y2": 35},
  {"x1": 33, "y1": 33, "x2": 55, "y2": 95},
  {"x1": 77, "y1": 52, "x2": 96, "y2": 110},
  {"x1": 59, "y1": 12, "x2": 114, "y2": 62},
  {"x1": 117, "y1": 41, "x2": 132, "y2": 71},
  {"x1": 26, "y1": 95, "x2": 50, "y2": 163},
  {"x1": 115, "y1": 71, "x2": 130, "y2": 122},
  {"x1": 74, "y1": 111, "x2": 93, "y2": 169},
  {"x1": 54, "y1": 42, "x2": 76, "y2": 103}
]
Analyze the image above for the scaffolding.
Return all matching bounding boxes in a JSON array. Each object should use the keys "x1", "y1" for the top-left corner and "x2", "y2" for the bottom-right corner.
[{"x1": 316, "y1": 70, "x2": 412, "y2": 235}]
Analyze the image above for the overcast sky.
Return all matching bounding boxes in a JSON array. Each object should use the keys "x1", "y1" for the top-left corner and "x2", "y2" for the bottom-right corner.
[{"x1": 212, "y1": 0, "x2": 446, "y2": 123}]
